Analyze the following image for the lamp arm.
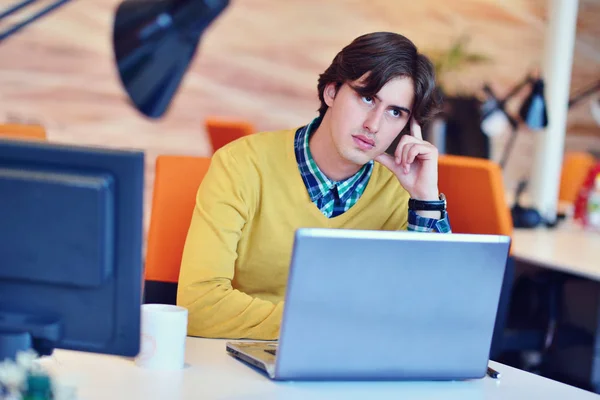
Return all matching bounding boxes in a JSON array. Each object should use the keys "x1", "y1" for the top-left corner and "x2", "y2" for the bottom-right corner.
[
  {"x1": 500, "y1": 74, "x2": 534, "y2": 105},
  {"x1": 499, "y1": 117, "x2": 519, "y2": 169},
  {"x1": 0, "y1": 0, "x2": 37, "y2": 19},
  {"x1": 0, "y1": 0, "x2": 74, "y2": 42},
  {"x1": 568, "y1": 80, "x2": 600, "y2": 108}
]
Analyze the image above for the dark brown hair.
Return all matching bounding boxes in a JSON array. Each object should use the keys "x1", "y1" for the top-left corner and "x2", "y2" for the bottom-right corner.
[{"x1": 317, "y1": 32, "x2": 440, "y2": 126}]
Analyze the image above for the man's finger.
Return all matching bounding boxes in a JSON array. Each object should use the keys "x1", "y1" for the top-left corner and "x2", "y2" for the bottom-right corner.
[
  {"x1": 402, "y1": 143, "x2": 415, "y2": 171},
  {"x1": 407, "y1": 143, "x2": 424, "y2": 164},
  {"x1": 374, "y1": 152, "x2": 396, "y2": 170},
  {"x1": 410, "y1": 118, "x2": 423, "y2": 140},
  {"x1": 394, "y1": 134, "x2": 416, "y2": 163},
  {"x1": 408, "y1": 143, "x2": 438, "y2": 163}
]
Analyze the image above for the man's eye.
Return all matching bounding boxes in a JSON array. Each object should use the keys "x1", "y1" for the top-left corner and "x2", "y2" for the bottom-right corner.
[
  {"x1": 362, "y1": 96, "x2": 374, "y2": 104},
  {"x1": 390, "y1": 109, "x2": 401, "y2": 118}
]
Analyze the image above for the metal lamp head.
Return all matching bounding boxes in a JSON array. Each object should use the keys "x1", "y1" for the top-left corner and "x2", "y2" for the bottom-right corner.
[
  {"x1": 480, "y1": 85, "x2": 516, "y2": 137},
  {"x1": 112, "y1": 0, "x2": 229, "y2": 119},
  {"x1": 519, "y1": 78, "x2": 548, "y2": 130}
]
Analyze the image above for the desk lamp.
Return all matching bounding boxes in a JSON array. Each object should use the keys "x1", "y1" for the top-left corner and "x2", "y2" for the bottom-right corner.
[
  {"x1": 480, "y1": 74, "x2": 549, "y2": 169},
  {"x1": 0, "y1": 0, "x2": 230, "y2": 118},
  {"x1": 480, "y1": 76, "x2": 600, "y2": 228}
]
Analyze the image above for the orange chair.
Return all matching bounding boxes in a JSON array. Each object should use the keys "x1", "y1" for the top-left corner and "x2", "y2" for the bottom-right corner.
[
  {"x1": 0, "y1": 123, "x2": 47, "y2": 141},
  {"x1": 205, "y1": 117, "x2": 254, "y2": 153},
  {"x1": 438, "y1": 154, "x2": 513, "y2": 237},
  {"x1": 558, "y1": 151, "x2": 596, "y2": 203},
  {"x1": 144, "y1": 155, "x2": 212, "y2": 304}
]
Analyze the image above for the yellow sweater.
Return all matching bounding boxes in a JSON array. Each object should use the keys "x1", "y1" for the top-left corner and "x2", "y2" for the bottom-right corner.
[{"x1": 177, "y1": 128, "x2": 410, "y2": 340}]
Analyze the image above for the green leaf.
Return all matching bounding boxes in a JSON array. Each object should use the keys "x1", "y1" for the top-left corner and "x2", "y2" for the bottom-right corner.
[{"x1": 425, "y1": 34, "x2": 492, "y2": 80}]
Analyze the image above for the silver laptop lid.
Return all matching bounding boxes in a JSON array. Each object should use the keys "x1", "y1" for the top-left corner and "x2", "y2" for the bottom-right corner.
[{"x1": 276, "y1": 228, "x2": 511, "y2": 381}]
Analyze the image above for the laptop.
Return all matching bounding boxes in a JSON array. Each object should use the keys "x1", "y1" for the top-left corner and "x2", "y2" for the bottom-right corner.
[{"x1": 226, "y1": 228, "x2": 511, "y2": 381}]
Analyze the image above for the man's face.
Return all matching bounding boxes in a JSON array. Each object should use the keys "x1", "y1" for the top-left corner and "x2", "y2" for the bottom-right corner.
[{"x1": 323, "y1": 75, "x2": 415, "y2": 166}]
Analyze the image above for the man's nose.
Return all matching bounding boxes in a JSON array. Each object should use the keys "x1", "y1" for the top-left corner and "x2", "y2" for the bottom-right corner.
[{"x1": 363, "y1": 109, "x2": 383, "y2": 134}]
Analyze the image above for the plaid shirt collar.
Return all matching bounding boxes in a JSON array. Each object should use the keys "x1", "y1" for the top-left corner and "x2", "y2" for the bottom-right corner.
[{"x1": 295, "y1": 117, "x2": 373, "y2": 204}]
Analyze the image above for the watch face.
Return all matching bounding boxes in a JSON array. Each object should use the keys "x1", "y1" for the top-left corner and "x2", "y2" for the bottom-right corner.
[{"x1": 440, "y1": 193, "x2": 447, "y2": 206}]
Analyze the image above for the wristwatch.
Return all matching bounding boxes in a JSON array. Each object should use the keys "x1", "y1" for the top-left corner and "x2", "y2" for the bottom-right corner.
[{"x1": 408, "y1": 193, "x2": 447, "y2": 211}]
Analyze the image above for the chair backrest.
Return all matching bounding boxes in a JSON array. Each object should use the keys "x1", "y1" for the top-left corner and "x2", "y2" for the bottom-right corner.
[
  {"x1": 0, "y1": 124, "x2": 47, "y2": 141},
  {"x1": 438, "y1": 154, "x2": 513, "y2": 237},
  {"x1": 205, "y1": 117, "x2": 254, "y2": 153},
  {"x1": 559, "y1": 151, "x2": 596, "y2": 203},
  {"x1": 145, "y1": 155, "x2": 211, "y2": 285}
]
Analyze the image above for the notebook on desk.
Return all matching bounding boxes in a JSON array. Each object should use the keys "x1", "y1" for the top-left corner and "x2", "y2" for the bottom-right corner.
[{"x1": 226, "y1": 228, "x2": 511, "y2": 381}]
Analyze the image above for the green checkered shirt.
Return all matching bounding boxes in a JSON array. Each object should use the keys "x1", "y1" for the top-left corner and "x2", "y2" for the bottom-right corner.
[{"x1": 294, "y1": 118, "x2": 373, "y2": 218}]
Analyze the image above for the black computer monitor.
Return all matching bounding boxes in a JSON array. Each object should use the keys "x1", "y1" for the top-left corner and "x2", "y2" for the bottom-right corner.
[{"x1": 0, "y1": 138, "x2": 144, "y2": 360}]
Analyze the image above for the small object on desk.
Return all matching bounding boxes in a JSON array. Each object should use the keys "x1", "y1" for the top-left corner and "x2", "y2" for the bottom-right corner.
[
  {"x1": 487, "y1": 366, "x2": 501, "y2": 379},
  {"x1": 135, "y1": 304, "x2": 188, "y2": 370},
  {"x1": 585, "y1": 172, "x2": 600, "y2": 230},
  {"x1": 0, "y1": 349, "x2": 73, "y2": 400},
  {"x1": 264, "y1": 348, "x2": 277, "y2": 356},
  {"x1": 23, "y1": 373, "x2": 52, "y2": 400},
  {"x1": 574, "y1": 162, "x2": 600, "y2": 229}
]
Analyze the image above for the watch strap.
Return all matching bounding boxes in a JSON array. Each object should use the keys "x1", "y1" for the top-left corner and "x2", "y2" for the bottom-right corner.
[{"x1": 408, "y1": 193, "x2": 446, "y2": 211}]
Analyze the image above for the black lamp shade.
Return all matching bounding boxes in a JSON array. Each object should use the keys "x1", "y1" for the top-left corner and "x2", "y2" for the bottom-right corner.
[
  {"x1": 519, "y1": 78, "x2": 548, "y2": 130},
  {"x1": 112, "y1": 0, "x2": 229, "y2": 119}
]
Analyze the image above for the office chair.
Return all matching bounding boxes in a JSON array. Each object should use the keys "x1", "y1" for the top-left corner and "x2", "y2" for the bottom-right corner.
[
  {"x1": 144, "y1": 155, "x2": 212, "y2": 304},
  {"x1": 205, "y1": 117, "x2": 254, "y2": 153},
  {"x1": 0, "y1": 123, "x2": 47, "y2": 141}
]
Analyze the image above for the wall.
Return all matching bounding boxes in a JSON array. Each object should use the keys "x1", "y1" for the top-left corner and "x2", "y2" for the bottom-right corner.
[{"x1": 1, "y1": 0, "x2": 599, "y2": 232}]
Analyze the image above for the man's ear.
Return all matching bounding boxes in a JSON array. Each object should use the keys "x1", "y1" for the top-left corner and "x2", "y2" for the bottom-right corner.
[{"x1": 324, "y1": 83, "x2": 338, "y2": 107}]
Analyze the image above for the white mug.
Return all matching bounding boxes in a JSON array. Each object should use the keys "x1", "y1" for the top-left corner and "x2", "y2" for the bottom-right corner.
[{"x1": 135, "y1": 304, "x2": 188, "y2": 370}]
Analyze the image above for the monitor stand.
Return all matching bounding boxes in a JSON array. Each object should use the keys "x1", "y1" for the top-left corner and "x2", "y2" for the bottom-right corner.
[
  {"x1": 0, "y1": 330, "x2": 32, "y2": 360},
  {"x1": 0, "y1": 311, "x2": 61, "y2": 360}
]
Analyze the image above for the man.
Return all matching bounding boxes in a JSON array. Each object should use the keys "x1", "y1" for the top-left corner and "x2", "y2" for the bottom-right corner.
[{"x1": 177, "y1": 31, "x2": 451, "y2": 340}]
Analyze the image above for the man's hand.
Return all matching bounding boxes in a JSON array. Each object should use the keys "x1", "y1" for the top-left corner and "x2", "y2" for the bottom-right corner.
[{"x1": 375, "y1": 119, "x2": 441, "y2": 218}]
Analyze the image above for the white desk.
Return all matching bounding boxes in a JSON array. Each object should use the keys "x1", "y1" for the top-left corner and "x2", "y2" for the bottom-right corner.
[
  {"x1": 511, "y1": 222, "x2": 600, "y2": 281},
  {"x1": 38, "y1": 337, "x2": 598, "y2": 400}
]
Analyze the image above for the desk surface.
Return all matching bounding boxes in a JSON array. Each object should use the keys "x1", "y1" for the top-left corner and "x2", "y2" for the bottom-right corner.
[
  {"x1": 39, "y1": 337, "x2": 597, "y2": 400},
  {"x1": 512, "y1": 222, "x2": 600, "y2": 281}
]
